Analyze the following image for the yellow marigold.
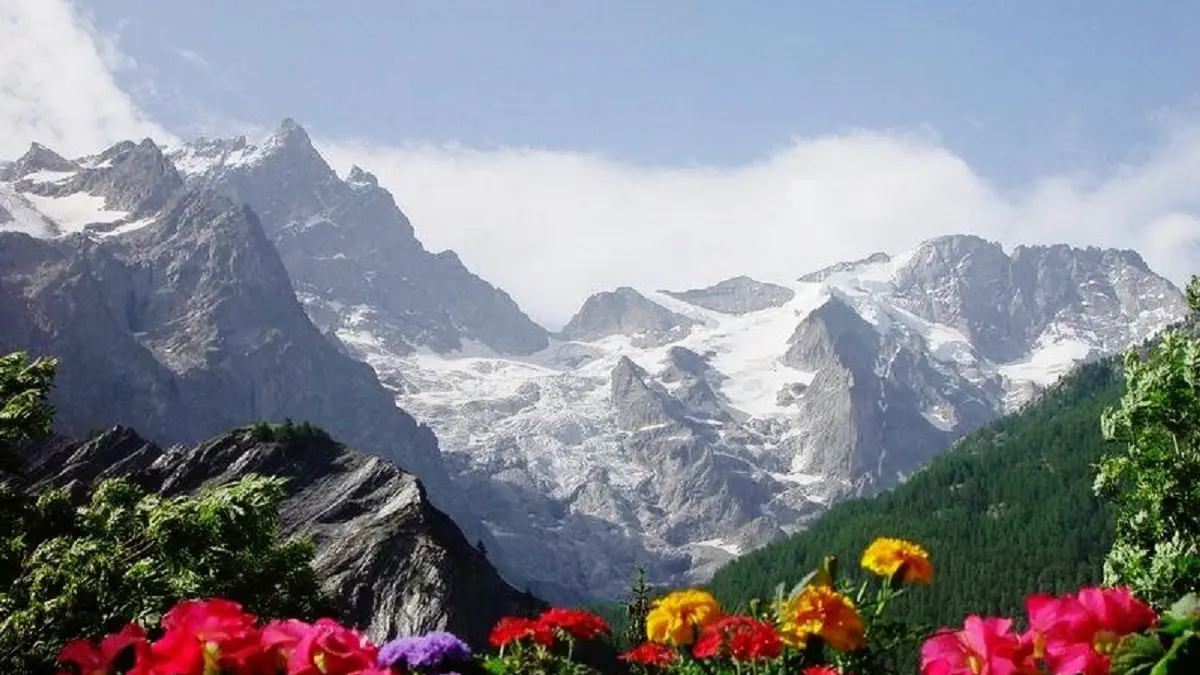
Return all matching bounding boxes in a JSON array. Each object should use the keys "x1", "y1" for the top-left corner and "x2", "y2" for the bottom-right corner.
[
  {"x1": 860, "y1": 537, "x2": 933, "y2": 584},
  {"x1": 645, "y1": 588, "x2": 721, "y2": 646},
  {"x1": 775, "y1": 584, "x2": 865, "y2": 652}
]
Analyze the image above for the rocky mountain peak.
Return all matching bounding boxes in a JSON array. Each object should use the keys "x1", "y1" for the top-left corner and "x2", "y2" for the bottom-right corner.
[
  {"x1": 609, "y1": 355, "x2": 684, "y2": 431},
  {"x1": 891, "y1": 235, "x2": 1185, "y2": 362},
  {"x1": 266, "y1": 117, "x2": 315, "y2": 152},
  {"x1": 347, "y1": 165, "x2": 380, "y2": 186},
  {"x1": 83, "y1": 139, "x2": 183, "y2": 215},
  {"x1": 662, "y1": 276, "x2": 795, "y2": 315},
  {"x1": 561, "y1": 287, "x2": 694, "y2": 347},
  {"x1": 4, "y1": 142, "x2": 78, "y2": 178},
  {"x1": 161, "y1": 122, "x2": 549, "y2": 358}
]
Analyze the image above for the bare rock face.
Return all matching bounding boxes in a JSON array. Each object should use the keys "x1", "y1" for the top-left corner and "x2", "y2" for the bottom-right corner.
[
  {"x1": 17, "y1": 426, "x2": 545, "y2": 647},
  {"x1": 560, "y1": 287, "x2": 694, "y2": 347},
  {"x1": 0, "y1": 141, "x2": 475, "y2": 552},
  {"x1": 167, "y1": 120, "x2": 548, "y2": 358},
  {"x1": 661, "y1": 276, "x2": 795, "y2": 315}
]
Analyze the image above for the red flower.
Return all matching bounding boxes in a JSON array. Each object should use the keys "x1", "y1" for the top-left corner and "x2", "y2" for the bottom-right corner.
[
  {"x1": 57, "y1": 624, "x2": 148, "y2": 675},
  {"x1": 536, "y1": 608, "x2": 610, "y2": 641},
  {"x1": 489, "y1": 616, "x2": 555, "y2": 648},
  {"x1": 619, "y1": 642, "x2": 678, "y2": 667},
  {"x1": 691, "y1": 615, "x2": 782, "y2": 662},
  {"x1": 802, "y1": 667, "x2": 842, "y2": 675},
  {"x1": 285, "y1": 617, "x2": 379, "y2": 675},
  {"x1": 140, "y1": 599, "x2": 262, "y2": 675}
]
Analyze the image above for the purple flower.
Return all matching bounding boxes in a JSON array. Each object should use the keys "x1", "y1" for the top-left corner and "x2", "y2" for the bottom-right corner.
[{"x1": 378, "y1": 631, "x2": 473, "y2": 670}]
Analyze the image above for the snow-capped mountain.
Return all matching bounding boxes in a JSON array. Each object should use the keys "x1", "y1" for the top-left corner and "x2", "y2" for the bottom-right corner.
[
  {"x1": 164, "y1": 119, "x2": 549, "y2": 359},
  {"x1": 0, "y1": 135, "x2": 477, "y2": 550},
  {"x1": 372, "y1": 243, "x2": 1182, "y2": 598},
  {"x1": 2, "y1": 121, "x2": 1185, "y2": 603}
]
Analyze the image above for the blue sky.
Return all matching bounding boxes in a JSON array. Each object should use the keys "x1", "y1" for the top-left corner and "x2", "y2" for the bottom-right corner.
[
  {"x1": 2, "y1": 1, "x2": 1200, "y2": 324},
  {"x1": 85, "y1": 1, "x2": 1200, "y2": 186}
]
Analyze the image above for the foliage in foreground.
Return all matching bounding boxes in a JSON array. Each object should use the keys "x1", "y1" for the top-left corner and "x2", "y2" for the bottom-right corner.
[
  {"x1": 46, "y1": 537, "x2": 1200, "y2": 675},
  {"x1": 1095, "y1": 276, "x2": 1200, "y2": 607},
  {"x1": 0, "y1": 475, "x2": 332, "y2": 674},
  {"x1": 0, "y1": 350, "x2": 57, "y2": 476}
]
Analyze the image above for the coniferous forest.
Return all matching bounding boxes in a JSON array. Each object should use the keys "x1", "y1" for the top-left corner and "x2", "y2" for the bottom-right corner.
[{"x1": 704, "y1": 356, "x2": 1124, "y2": 630}]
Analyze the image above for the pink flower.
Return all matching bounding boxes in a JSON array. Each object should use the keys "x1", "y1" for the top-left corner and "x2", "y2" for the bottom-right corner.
[
  {"x1": 921, "y1": 616, "x2": 1037, "y2": 675},
  {"x1": 1021, "y1": 593, "x2": 1081, "y2": 661},
  {"x1": 260, "y1": 618, "x2": 314, "y2": 668},
  {"x1": 1032, "y1": 586, "x2": 1157, "y2": 675},
  {"x1": 285, "y1": 617, "x2": 378, "y2": 675}
]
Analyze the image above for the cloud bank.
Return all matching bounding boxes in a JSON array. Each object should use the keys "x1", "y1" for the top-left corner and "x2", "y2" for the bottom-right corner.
[
  {"x1": 322, "y1": 126, "x2": 1200, "y2": 327},
  {"x1": 0, "y1": 0, "x2": 169, "y2": 159},
  {"x1": 4, "y1": 0, "x2": 1200, "y2": 328}
]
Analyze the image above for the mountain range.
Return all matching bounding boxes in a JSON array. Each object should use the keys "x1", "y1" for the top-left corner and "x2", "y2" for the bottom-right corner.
[{"x1": 0, "y1": 119, "x2": 1186, "y2": 602}]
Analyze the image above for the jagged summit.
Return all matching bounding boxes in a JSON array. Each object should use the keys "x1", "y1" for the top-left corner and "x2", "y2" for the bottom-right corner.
[
  {"x1": 259, "y1": 117, "x2": 321, "y2": 160},
  {"x1": 387, "y1": 237, "x2": 1186, "y2": 598},
  {"x1": 161, "y1": 120, "x2": 550, "y2": 357},
  {"x1": 347, "y1": 165, "x2": 379, "y2": 186}
]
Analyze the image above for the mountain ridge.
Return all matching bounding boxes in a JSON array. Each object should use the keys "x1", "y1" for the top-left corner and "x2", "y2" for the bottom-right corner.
[
  {"x1": 15, "y1": 424, "x2": 546, "y2": 647},
  {"x1": 0, "y1": 122, "x2": 1187, "y2": 603},
  {"x1": 380, "y1": 233, "x2": 1183, "y2": 599}
]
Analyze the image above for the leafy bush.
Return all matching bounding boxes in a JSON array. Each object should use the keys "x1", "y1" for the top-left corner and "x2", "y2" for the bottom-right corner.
[
  {"x1": 0, "y1": 351, "x2": 57, "y2": 476},
  {"x1": 1096, "y1": 276, "x2": 1200, "y2": 607},
  {"x1": 0, "y1": 475, "x2": 333, "y2": 674}
]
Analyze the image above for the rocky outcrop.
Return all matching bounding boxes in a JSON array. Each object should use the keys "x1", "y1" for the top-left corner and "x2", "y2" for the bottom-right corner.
[
  {"x1": 17, "y1": 426, "x2": 545, "y2": 647},
  {"x1": 892, "y1": 234, "x2": 1182, "y2": 362},
  {"x1": 560, "y1": 287, "x2": 694, "y2": 347},
  {"x1": 662, "y1": 276, "x2": 795, "y2": 315}
]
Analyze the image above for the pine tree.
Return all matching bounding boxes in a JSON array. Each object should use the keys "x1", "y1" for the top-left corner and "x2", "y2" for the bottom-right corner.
[{"x1": 623, "y1": 565, "x2": 651, "y2": 648}]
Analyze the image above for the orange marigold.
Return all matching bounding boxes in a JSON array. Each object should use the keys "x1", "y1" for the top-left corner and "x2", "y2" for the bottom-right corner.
[
  {"x1": 775, "y1": 585, "x2": 865, "y2": 652},
  {"x1": 860, "y1": 537, "x2": 933, "y2": 584}
]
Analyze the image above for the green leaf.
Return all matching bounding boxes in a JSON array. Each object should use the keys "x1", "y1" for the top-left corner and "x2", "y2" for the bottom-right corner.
[
  {"x1": 1111, "y1": 633, "x2": 1166, "y2": 675},
  {"x1": 1152, "y1": 631, "x2": 1200, "y2": 675},
  {"x1": 1157, "y1": 617, "x2": 1197, "y2": 639},
  {"x1": 788, "y1": 570, "x2": 819, "y2": 600}
]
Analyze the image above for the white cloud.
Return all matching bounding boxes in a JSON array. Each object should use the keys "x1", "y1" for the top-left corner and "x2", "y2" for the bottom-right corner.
[
  {"x1": 321, "y1": 124, "x2": 1200, "y2": 328},
  {"x1": 0, "y1": 0, "x2": 168, "y2": 159},
  {"x1": 4, "y1": 0, "x2": 1198, "y2": 331}
]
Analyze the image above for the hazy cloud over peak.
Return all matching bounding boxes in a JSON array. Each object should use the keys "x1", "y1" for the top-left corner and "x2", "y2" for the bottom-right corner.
[
  {"x1": 0, "y1": 0, "x2": 169, "y2": 158},
  {"x1": 322, "y1": 125, "x2": 1200, "y2": 327}
]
